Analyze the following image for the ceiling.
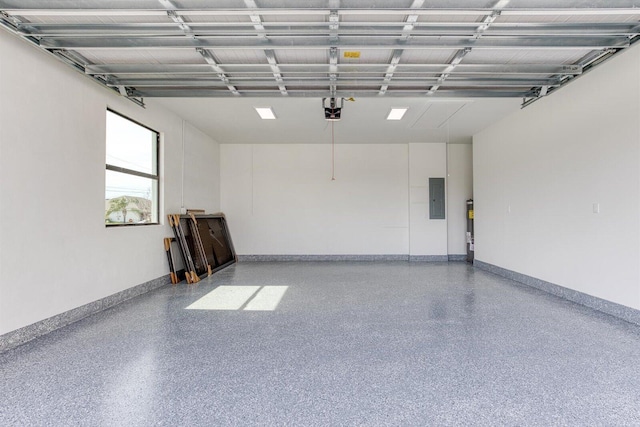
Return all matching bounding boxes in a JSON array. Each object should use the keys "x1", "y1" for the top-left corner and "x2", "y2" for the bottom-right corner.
[
  {"x1": 151, "y1": 97, "x2": 521, "y2": 144},
  {"x1": 2, "y1": 1, "x2": 639, "y2": 143}
]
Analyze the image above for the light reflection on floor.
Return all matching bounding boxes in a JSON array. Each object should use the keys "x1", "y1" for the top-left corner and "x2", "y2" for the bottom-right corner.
[{"x1": 186, "y1": 285, "x2": 289, "y2": 311}]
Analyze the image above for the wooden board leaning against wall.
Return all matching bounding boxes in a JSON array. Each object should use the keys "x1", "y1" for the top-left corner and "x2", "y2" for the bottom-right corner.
[{"x1": 166, "y1": 213, "x2": 237, "y2": 284}]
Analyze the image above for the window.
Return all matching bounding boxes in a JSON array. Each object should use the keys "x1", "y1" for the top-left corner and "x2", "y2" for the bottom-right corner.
[{"x1": 105, "y1": 110, "x2": 159, "y2": 226}]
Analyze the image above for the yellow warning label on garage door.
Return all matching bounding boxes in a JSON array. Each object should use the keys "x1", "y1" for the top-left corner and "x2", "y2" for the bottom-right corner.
[{"x1": 344, "y1": 51, "x2": 361, "y2": 58}]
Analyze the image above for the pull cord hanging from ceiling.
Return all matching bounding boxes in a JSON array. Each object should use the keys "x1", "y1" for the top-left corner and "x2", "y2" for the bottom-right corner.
[{"x1": 331, "y1": 120, "x2": 336, "y2": 181}]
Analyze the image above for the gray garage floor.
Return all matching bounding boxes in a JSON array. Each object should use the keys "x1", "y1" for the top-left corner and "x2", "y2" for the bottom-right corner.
[{"x1": 1, "y1": 262, "x2": 640, "y2": 426}]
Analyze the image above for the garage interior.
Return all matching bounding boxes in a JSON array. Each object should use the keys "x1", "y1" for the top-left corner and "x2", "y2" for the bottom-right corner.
[{"x1": 1, "y1": 1, "x2": 640, "y2": 425}]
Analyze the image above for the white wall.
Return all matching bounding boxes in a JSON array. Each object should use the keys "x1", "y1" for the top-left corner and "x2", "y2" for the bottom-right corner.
[
  {"x1": 182, "y1": 122, "x2": 220, "y2": 213},
  {"x1": 447, "y1": 144, "x2": 473, "y2": 255},
  {"x1": 409, "y1": 143, "x2": 448, "y2": 256},
  {"x1": 221, "y1": 143, "x2": 470, "y2": 257},
  {"x1": 474, "y1": 42, "x2": 640, "y2": 310},
  {"x1": 0, "y1": 31, "x2": 220, "y2": 335},
  {"x1": 221, "y1": 144, "x2": 410, "y2": 255}
]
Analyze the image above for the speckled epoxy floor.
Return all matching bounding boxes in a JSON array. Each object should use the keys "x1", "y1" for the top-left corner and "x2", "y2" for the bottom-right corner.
[{"x1": 1, "y1": 262, "x2": 640, "y2": 426}]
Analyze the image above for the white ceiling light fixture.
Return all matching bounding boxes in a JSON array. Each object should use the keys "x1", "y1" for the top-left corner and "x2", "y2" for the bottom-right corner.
[
  {"x1": 255, "y1": 107, "x2": 276, "y2": 120},
  {"x1": 387, "y1": 108, "x2": 408, "y2": 120}
]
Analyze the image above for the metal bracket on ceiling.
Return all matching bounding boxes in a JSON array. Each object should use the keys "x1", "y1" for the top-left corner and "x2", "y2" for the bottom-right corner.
[
  {"x1": 166, "y1": 10, "x2": 193, "y2": 36},
  {"x1": 328, "y1": 2, "x2": 339, "y2": 98},
  {"x1": 129, "y1": 97, "x2": 146, "y2": 108},
  {"x1": 50, "y1": 49, "x2": 86, "y2": 72},
  {"x1": 329, "y1": 46, "x2": 338, "y2": 97},
  {"x1": 428, "y1": 0, "x2": 503, "y2": 95},
  {"x1": 538, "y1": 85, "x2": 549, "y2": 97},
  {"x1": 0, "y1": 10, "x2": 39, "y2": 41},
  {"x1": 585, "y1": 48, "x2": 618, "y2": 68},
  {"x1": 521, "y1": 86, "x2": 551, "y2": 108},
  {"x1": 109, "y1": 79, "x2": 145, "y2": 107},
  {"x1": 0, "y1": 10, "x2": 20, "y2": 27},
  {"x1": 329, "y1": 10, "x2": 339, "y2": 39},
  {"x1": 114, "y1": 85, "x2": 146, "y2": 107},
  {"x1": 196, "y1": 47, "x2": 240, "y2": 95},
  {"x1": 521, "y1": 96, "x2": 536, "y2": 108}
]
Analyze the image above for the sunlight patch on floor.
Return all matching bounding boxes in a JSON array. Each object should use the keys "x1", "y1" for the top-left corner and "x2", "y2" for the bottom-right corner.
[
  {"x1": 244, "y1": 286, "x2": 289, "y2": 311},
  {"x1": 186, "y1": 286, "x2": 260, "y2": 310},
  {"x1": 186, "y1": 286, "x2": 289, "y2": 311}
]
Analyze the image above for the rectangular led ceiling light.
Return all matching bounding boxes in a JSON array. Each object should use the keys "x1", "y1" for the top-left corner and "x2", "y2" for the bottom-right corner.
[
  {"x1": 387, "y1": 108, "x2": 408, "y2": 120},
  {"x1": 255, "y1": 107, "x2": 276, "y2": 120}
]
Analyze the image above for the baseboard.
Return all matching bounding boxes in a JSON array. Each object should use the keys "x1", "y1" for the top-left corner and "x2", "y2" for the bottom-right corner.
[
  {"x1": 0, "y1": 274, "x2": 171, "y2": 353},
  {"x1": 409, "y1": 255, "x2": 449, "y2": 262},
  {"x1": 474, "y1": 260, "x2": 640, "y2": 326},
  {"x1": 237, "y1": 254, "x2": 462, "y2": 262},
  {"x1": 238, "y1": 254, "x2": 409, "y2": 262}
]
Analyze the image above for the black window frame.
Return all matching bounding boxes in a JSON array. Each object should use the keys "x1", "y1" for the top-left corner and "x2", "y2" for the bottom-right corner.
[{"x1": 105, "y1": 109, "x2": 160, "y2": 227}]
